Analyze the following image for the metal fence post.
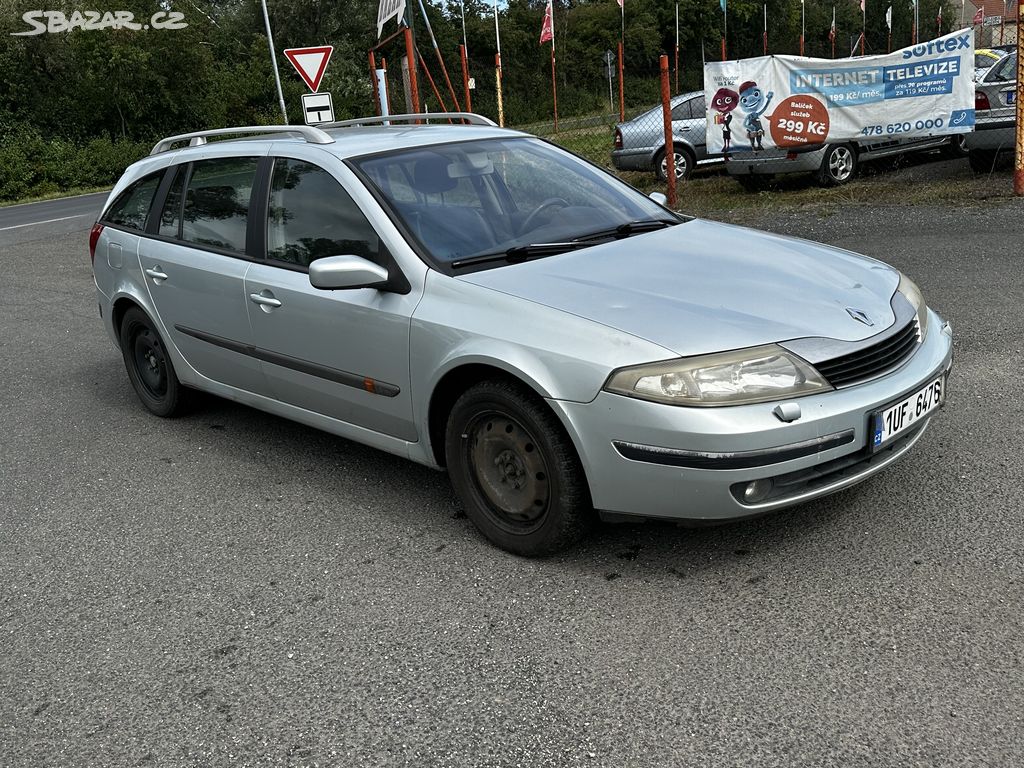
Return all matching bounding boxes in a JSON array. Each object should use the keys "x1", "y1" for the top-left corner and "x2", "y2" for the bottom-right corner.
[
  {"x1": 1015, "y1": 2, "x2": 1023, "y2": 195},
  {"x1": 460, "y1": 44, "x2": 472, "y2": 113},
  {"x1": 369, "y1": 51, "x2": 381, "y2": 116},
  {"x1": 617, "y1": 41, "x2": 625, "y2": 122},
  {"x1": 659, "y1": 54, "x2": 677, "y2": 208}
]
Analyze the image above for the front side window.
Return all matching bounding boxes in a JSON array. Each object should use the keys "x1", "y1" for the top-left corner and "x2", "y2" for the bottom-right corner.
[
  {"x1": 181, "y1": 157, "x2": 258, "y2": 253},
  {"x1": 354, "y1": 138, "x2": 669, "y2": 267},
  {"x1": 103, "y1": 174, "x2": 161, "y2": 231},
  {"x1": 266, "y1": 159, "x2": 380, "y2": 268}
]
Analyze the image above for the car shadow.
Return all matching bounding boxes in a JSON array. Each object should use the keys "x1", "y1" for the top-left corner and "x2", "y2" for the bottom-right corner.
[{"x1": 79, "y1": 356, "x2": 859, "y2": 576}]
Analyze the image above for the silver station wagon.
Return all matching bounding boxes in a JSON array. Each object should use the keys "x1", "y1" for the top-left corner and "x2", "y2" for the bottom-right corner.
[{"x1": 91, "y1": 113, "x2": 953, "y2": 556}]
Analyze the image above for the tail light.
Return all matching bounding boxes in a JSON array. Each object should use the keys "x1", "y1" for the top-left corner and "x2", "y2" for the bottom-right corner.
[
  {"x1": 613, "y1": 128, "x2": 623, "y2": 150},
  {"x1": 975, "y1": 91, "x2": 991, "y2": 111},
  {"x1": 89, "y1": 222, "x2": 104, "y2": 265}
]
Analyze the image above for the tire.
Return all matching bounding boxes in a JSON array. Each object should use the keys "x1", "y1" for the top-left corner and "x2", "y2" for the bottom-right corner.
[
  {"x1": 655, "y1": 146, "x2": 694, "y2": 182},
  {"x1": 816, "y1": 143, "x2": 857, "y2": 187},
  {"x1": 968, "y1": 149, "x2": 998, "y2": 174},
  {"x1": 942, "y1": 133, "x2": 969, "y2": 159},
  {"x1": 444, "y1": 379, "x2": 592, "y2": 556},
  {"x1": 119, "y1": 307, "x2": 190, "y2": 417}
]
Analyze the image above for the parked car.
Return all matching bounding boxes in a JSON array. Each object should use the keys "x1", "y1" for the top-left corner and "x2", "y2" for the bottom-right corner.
[
  {"x1": 612, "y1": 91, "x2": 720, "y2": 180},
  {"x1": 966, "y1": 51, "x2": 1016, "y2": 173},
  {"x1": 974, "y1": 48, "x2": 1009, "y2": 82},
  {"x1": 726, "y1": 131, "x2": 967, "y2": 188},
  {"x1": 91, "y1": 114, "x2": 952, "y2": 556}
]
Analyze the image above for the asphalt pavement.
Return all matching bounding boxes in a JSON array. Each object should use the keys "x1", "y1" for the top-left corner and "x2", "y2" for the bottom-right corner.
[
  {"x1": 0, "y1": 192, "x2": 109, "y2": 246},
  {"x1": 2, "y1": 176, "x2": 1023, "y2": 767}
]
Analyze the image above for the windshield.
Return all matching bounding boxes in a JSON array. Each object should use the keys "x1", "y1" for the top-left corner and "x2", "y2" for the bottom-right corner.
[{"x1": 352, "y1": 137, "x2": 671, "y2": 269}]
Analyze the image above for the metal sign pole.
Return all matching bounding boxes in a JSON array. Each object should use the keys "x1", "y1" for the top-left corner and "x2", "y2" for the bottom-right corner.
[{"x1": 260, "y1": 0, "x2": 288, "y2": 122}]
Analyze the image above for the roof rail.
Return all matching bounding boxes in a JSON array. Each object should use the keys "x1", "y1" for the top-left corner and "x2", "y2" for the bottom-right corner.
[
  {"x1": 150, "y1": 125, "x2": 335, "y2": 156},
  {"x1": 325, "y1": 112, "x2": 498, "y2": 128}
]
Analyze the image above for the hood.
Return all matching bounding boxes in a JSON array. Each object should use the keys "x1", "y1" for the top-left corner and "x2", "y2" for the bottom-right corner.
[{"x1": 458, "y1": 219, "x2": 900, "y2": 358}]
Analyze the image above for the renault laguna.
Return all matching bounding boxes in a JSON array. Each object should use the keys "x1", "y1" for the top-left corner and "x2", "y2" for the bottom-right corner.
[{"x1": 90, "y1": 114, "x2": 953, "y2": 556}]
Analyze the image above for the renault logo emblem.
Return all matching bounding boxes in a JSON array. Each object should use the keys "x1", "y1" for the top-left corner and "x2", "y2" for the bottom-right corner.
[{"x1": 846, "y1": 307, "x2": 873, "y2": 326}]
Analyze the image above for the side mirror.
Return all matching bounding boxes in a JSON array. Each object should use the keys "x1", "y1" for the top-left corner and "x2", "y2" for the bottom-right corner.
[
  {"x1": 309, "y1": 254, "x2": 389, "y2": 290},
  {"x1": 648, "y1": 192, "x2": 668, "y2": 206}
]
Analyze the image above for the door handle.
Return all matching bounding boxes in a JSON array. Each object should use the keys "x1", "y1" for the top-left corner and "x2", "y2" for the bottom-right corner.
[
  {"x1": 145, "y1": 267, "x2": 168, "y2": 282},
  {"x1": 249, "y1": 292, "x2": 282, "y2": 308}
]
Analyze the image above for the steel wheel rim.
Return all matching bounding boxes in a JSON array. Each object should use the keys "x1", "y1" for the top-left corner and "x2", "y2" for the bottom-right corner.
[
  {"x1": 132, "y1": 327, "x2": 167, "y2": 399},
  {"x1": 829, "y1": 147, "x2": 853, "y2": 181},
  {"x1": 465, "y1": 411, "x2": 551, "y2": 533}
]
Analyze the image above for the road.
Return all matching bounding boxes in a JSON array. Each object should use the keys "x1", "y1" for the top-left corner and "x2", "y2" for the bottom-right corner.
[
  {"x1": 2, "y1": 186, "x2": 1023, "y2": 767},
  {"x1": 0, "y1": 192, "x2": 108, "y2": 246}
]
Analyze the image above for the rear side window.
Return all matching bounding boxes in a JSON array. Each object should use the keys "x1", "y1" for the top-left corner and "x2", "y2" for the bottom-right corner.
[
  {"x1": 104, "y1": 174, "x2": 161, "y2": 231},
  {"x1": 266, "y1": 159, "x2": 380, "y2": 268},
  {"x1": 671, "y1": 97, "x2": 703, "y2": 121},
  {"x1": 993, "y1": 53, "x2": 1016, "y2": 82},
  {"x1": 181, "y1": 157, "x2": 258, "y2": 253}
]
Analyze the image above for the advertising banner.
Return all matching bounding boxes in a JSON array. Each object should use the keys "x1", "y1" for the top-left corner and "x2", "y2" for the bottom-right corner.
[{"x1": 703, "y1": 29, "x2": 975, "y2": 156}]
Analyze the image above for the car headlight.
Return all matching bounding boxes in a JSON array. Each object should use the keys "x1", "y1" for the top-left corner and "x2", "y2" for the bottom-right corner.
[
  {"x1": 897, "y1": 273, "x2": 928, "y2": 337},
  {"x1": 604, "y1": 345, "x2": 833, "y2": 407}
]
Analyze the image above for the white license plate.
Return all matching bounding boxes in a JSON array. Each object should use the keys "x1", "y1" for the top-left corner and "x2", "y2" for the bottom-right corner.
[{"x1": 870, "y1": 376, "x2": 945, "y2": 450}]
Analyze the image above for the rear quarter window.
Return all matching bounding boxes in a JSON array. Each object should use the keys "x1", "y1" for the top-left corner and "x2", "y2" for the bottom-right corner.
[{"x1": 103, "y1": 174, "x2": 162, "y2": 231}]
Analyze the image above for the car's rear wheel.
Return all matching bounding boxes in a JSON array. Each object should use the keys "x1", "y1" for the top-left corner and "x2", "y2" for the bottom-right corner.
[
  {"x1": 444, "y1": 379, "x2": 591, "y2": 556},
  {"x1": 968, "y1": 149, "x2": 999, "y2": 174},
  {"x1": 817, "y1": 143, "x2": 857, "y2": 186},
  {"x1": 119, "y1": 307, "x2": 189, "y2": 417},
  {"x1": 655, "y1": 146, "x2": 694, "y2": 181}
]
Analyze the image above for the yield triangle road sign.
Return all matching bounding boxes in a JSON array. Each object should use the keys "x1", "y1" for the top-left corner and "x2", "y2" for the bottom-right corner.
[{"x1": 283, "y1": 46, "x2": 333, "y2": 93}]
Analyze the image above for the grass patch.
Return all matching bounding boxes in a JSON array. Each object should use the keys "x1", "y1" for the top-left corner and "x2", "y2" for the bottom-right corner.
[
  {"x1": 640, "y1": 160, "x2": 1017, "y2": 218},
  {"x1": 0, "y1": 186, "x2": 111, "y2": 207}
]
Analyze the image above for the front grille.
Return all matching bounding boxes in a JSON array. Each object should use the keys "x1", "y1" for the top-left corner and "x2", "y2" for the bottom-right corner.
[{"x1": 816, "y1": 318, "x2": 920, "y2": 387}]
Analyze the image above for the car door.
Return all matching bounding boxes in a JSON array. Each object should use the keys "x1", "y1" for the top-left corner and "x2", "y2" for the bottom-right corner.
[
  {"x1": 671, "y1": 95, "x2": 707, "y2": 160},
  {"x1": 243, "y1": 152, "x2": 419, "y2": 441},
  {"x1": 137, "y1": 152, "x2": 267, "y2": 394}
]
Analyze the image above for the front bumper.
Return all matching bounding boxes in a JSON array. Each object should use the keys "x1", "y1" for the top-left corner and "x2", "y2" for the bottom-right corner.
[{"x1": 550, "y1": 309, "x2": 953, "y2": 521}]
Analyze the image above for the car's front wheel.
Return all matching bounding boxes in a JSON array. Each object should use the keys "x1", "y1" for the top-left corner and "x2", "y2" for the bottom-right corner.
[
  {"x1": 119, "y1": 306, "x2": 190, "y2": 417},
  {"x1": 444, "y1": 379, "x2": 591, "y2": 556},
  {"x1": 655, "y1": 146, "x2": 694, "y2": 181},
  {"x1": 817, "y1": 143, "x2": 858, "y2": 186}
]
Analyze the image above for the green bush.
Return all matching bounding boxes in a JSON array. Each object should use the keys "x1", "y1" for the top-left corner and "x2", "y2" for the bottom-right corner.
[{"x1": 0, "y1": 128, "x2": 150, "y2": 202}]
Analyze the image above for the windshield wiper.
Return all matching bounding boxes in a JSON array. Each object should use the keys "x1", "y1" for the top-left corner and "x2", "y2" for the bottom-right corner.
[
  {"x1": 574, "y1": 217, "x2": 681, "y2": 242},
  {"x1": 451, "y1": 241, "x2": 594, "y2": 270}
]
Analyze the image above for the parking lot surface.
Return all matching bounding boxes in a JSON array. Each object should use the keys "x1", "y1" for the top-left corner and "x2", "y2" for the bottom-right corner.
[{"x1": 2, "y1": 184, "x2": 1023, "y2": 766}]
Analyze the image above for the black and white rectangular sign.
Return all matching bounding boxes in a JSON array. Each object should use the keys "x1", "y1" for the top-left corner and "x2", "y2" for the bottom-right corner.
[{"x1": 302, "y1": 92, "x2": 334, "y2": 125}]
